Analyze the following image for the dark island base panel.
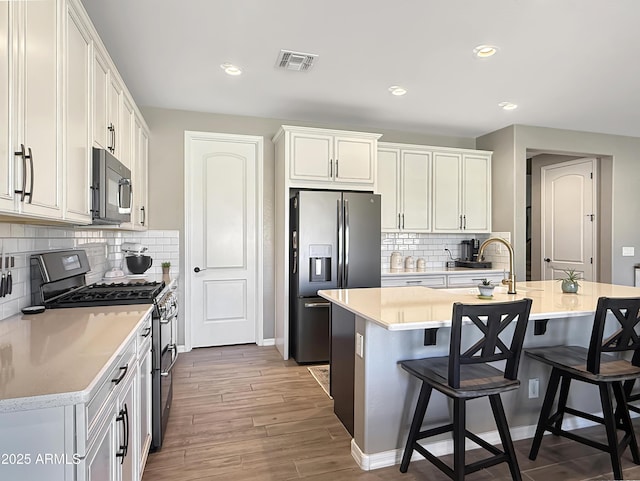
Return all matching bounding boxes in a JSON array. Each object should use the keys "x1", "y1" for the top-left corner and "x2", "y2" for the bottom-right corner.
[{"x1": 330, "y1": 304, "x2": 355, "y2": 436}]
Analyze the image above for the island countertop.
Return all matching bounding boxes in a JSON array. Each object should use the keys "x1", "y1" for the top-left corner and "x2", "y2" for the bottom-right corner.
[
  {"x1": 318, "y1": 280, "x2": 640, "y2": 330},
  {"x1": 0, "y1": 305, "x2": 153, "y2": 410}
]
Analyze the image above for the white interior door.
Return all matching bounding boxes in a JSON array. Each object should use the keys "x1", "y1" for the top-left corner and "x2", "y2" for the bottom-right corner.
[
  {"x1": 541, "y1": 158, "x2": 596, "y2": 281},
  {"x1": 185, "y1": 132, "x2": 263, "y2": 348}
]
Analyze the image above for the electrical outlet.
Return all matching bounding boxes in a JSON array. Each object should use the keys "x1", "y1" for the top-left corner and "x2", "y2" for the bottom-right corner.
[
  {"x1": 622, "y1": 246, "x2": 635, "y2": 257},
  {"x1": 355, "y1": 333, "x2": 364, "y2": 359},
  {"x1": 528, "y1": 378, "x2": 539, "y2": 398}
]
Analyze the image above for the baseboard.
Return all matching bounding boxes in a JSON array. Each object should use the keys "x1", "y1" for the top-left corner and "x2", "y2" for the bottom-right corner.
[
  {"x1": 177, "y1": 345, "x2": 189, "y2": 353},
  {"x1": 351, "y1": 414, "x2": 608, "y2": 471},
  {"x1": 260, "y1": 338, "x2": 275, "y2": 346}
]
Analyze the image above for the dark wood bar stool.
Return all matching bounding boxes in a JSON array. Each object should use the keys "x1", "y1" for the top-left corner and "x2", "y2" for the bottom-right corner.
[
  {"x1": 526, "y1": 297, "x2": 640, "y2": 481},
  {"x1": 399, "y1": 298, "x2": 533, "y2": 481}
]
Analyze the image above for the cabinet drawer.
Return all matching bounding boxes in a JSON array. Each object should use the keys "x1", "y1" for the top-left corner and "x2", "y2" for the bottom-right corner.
[
  {"x1": 382, "y1": 275, "x2": 446, "y2": 288},
  {"x1": 86, "y1": 337, "x2": 136, "y2": 436},
  {"x1": 136, "y1": 313, "x2": 152, "y2": 355},
  {"x1": 447, "y1": 273, "x2": 503, "y2": 288}
]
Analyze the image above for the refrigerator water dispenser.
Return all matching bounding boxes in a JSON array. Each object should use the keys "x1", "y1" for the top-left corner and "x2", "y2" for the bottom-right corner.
[{"x1": 309, "y1": 245, "x2": 331, "y2": 282}]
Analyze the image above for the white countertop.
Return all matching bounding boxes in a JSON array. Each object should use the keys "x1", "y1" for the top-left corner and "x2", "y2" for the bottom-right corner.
[
  {"x1": 382, "y1": 267, "x2": 504, "y2": 276},
  {"x1": 0, "y1": 305, "x2": 153, "y2": 411},
  {"x1": 318, "y1": 280, "x2": 640, "y2": 330}
]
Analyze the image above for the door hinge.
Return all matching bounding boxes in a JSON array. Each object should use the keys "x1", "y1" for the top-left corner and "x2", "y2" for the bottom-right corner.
[
  {"x1": 590, "y1": 172, "x2": 593, "y2": 179},
  {"x1": 591, "y1": 257, "x2": 593, "y2": 264}
]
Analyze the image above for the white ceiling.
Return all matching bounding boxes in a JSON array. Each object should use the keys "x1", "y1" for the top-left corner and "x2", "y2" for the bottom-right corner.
[{"x1": 80, "y1": 0, "x2": 640, "y2": 139}]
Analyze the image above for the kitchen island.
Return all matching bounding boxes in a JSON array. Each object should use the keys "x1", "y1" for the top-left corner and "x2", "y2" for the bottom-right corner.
[{"x1": 319, "y1": 280, "x2": 640, "y2": 470}]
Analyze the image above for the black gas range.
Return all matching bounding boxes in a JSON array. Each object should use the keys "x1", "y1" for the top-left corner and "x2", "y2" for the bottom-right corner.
[
  {"x1": 45, "y1": 280, "x2": 165, "y2": 308},
  {"x1": 30, "y1": 249, "x2": 177, "y2": 451}
]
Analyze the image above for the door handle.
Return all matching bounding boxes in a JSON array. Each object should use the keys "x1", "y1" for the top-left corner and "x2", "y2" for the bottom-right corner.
[
  {"x1": 194, "y1": 267, "x2": 206, "y2": 272},
  {"x1": 544, "y1": 258, "x2": 551, "y2": 263}
]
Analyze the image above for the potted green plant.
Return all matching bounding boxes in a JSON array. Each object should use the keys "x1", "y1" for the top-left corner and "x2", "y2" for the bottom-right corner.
[
  {"x1": 559, "y1": 269, "x2": 580, "y2": 293},
  {"x1": 476, "y1": 278, "x2": 495, "y2": 298},
  {"x1": 161, "y1": 261, "x2": 171, "y2": 278}
]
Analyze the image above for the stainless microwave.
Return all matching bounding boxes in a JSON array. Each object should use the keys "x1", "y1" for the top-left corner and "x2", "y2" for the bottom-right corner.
[{"x1": 91, "y1": 148, "x2": 132, "y2": 224}]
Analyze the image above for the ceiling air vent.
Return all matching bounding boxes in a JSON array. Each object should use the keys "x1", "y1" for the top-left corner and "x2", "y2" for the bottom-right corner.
[{"x1": 276, "y1": 50, "x2": 318, "y2": 72}]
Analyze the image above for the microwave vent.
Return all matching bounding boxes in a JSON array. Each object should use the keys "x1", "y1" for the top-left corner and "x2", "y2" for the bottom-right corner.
[{"x1": 276, "y1": 50, "x2": 317, "y2": 72}]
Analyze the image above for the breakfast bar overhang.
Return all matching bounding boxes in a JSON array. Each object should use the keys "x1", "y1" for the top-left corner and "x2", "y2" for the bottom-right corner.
[{"x1": 318, "y1": 280, "x2": 640, "y2": 471}]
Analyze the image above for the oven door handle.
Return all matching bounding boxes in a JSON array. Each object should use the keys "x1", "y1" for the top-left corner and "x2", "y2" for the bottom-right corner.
[
  {"x1": 160, "y1": 345, "x2": 178, "y2": 377},
  {"x1": 159, "y1": 314, "x2": 176, "y2": 325}
]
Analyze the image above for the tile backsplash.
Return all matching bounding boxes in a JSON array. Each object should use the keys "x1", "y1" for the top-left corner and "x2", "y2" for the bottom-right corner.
[
  {"x1": 381, "y1": 232, "x2": 511, "y2": 271},
  {"x1": 0, "y1": 223, "x2": 179, "y2": 320}
]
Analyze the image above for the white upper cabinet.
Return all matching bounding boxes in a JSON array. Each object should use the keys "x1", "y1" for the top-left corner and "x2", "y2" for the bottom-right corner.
[
  {"x1": 0, "y1": 2, "x2": 11, "y2": 211},
  {"x1": 0, "y1": 0, "x2": 149, "y2": 227},
  {"x1": 92, "y1": 47, "x2": 109, "y2": 150},
  {"x1": 432, "y1": 150, "x2": 491, "y2": 233},
  {"x1": 131, "y1": 116, "x2": 149, "y2": 230},
  {"x1": 4, "y1": 0, "x2": 63, "y2": 219},
  {"x1": 277, "y1": 125, "x2": 381, "y2": 188},
  {"x1": 378, "y1": 144, "x2": 431, "y2": 232},
  {"x1": 63, "y1": 0, "x2": 92, "y2": 223}
]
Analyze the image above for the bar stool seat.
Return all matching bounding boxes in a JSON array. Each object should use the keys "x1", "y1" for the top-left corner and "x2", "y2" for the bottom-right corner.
[
  {"x1": 399, "y1": 298, "x2": 533, "y2": 481},
  {"x1": 526, "y1": 297, "x2": 640, "y2": 481}
]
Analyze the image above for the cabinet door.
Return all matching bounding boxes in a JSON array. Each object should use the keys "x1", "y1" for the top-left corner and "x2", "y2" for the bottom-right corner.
[
  {"x1": 462, "y1": 154, "x2": 491, "y2": 232},
  {"x1": 119, "y1": 96, "x2": 134, "y2": 169},
  {"x1": 19, "y1": 0, "x2": 62, "y2": 218},
  {"x1": 84, "y1": 408, "x2": 117, "y2": 481},
  {"x1": 432, "y1": 152, "x2": 462, "y2": 232},
  {"x1": 64, "y1": 2, "x2": 91, "y2": 223},
  {"x1": 0, "y1": 1, "x2": 12, "y2": 211},
  {"x1": 93, "y1": 48, "x2": 109, "y2": 149},
  {"x1": 137, "y1": 344, "x2": 152, "y2": 474},
  {"x1": 377, "y1": 148, "x2": 400, "y2": 231},
  {"x1": 132, "y1": 117, "x2": 148, "y2": 229},
  {"x1": 401, "y1": 150, "x2": 431, "y2": 232},
  {"x1": 289, "y1": 131, "x2": 332, "y2": 181},
  {"x1": 334, "y1": 136, "x2": 375, "y2": 184},
  {"x1": 108, "y1": 74, "x2": 122, "y2": 157},
  {"x1": 119, "y1": 371, "x2": 137, "y2": 481}
]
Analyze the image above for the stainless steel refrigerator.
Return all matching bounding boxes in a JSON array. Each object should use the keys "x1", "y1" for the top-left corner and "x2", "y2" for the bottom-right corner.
[{"x1": 289, "y1": 190, "x2": 381, "y2": 363}]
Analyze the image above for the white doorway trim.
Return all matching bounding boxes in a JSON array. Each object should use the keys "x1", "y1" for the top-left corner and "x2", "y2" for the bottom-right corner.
[{"x1": 183, "y1": 131, "x2": 264, "y2": 351}]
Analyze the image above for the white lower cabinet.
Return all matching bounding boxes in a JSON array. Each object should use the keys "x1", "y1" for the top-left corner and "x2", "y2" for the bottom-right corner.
[
  {"x1": 382, "y1": 271, "x2": 504, "y2": 288},
  {"x1": 0, "y1": 313, "x2": 151, "y2": 481}
]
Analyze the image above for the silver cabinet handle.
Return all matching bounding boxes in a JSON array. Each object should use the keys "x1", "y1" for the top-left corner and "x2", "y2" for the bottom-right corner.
[
  {"x1": 140, "y1": 206, "x2": 146, "y2": 226},
  {"x1": 335, "y1": 158, "x2": 339, "y2": 178},
  {"x1": 402, "y1": 213, "x2": 405, "y2": 229},
  {"x1": 26, "y1": 147, "x2": 33, "y2": 203},
  {"x1": 406, "y1": 280, "x2": 423, "y2": 284},
  {"x1": 329, "y1": 159, "x2": 333, "y2": 178},
  {"x1": 459, "y1": 215, "x2": 463, "y2": 230},
  {"x1": 304, "y1": 302, "x2": 330, "y2": 308},
  {"x1": 161, "y1": 345, "x2": 178, "y2": 376},
  {"x1": 14, "y1": 144, "x2": 27, "y2": 202},
  {"x1": 463, "y1": 215, "x2": 466, "y2": 229},
  {"x1": 398, "y1": 213, "x2": 401, "y2": 230}
]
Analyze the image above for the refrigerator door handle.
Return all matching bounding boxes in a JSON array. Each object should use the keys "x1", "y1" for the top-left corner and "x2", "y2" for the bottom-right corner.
[
  {"x1": 337, "y1": 199, "x2": 344, "y2": 286},
  {"x1": 344, "y1": 199, "x2": 350, "y2": 286},
  {"x1": 304, "y1": 302, "x2": 331, "y2": 308}
]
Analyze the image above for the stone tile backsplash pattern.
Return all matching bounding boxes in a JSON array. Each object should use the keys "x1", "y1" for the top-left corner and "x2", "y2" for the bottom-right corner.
[{"x1": 0, "y1": 223, "x2": 179, "y2": 320}]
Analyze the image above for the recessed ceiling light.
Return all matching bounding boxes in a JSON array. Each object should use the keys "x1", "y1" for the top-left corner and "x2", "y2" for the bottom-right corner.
[
  {"x1": 388, "y1": 86, "x2": 407, "y2": 96},
  {"x1": 220, "y1": 63, "x2": 242, "y2": 76},
  {"x1": 473, "y1": 45, "x2": 498, "y2": 58},
  {"x1": 498, "y1": 101, "x2": 518, "y2": 111}
]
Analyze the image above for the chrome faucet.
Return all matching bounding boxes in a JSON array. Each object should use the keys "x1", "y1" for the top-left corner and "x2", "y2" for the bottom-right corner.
[{"x1": 478, "y1": 237, "x2": 516, "y2": 294}]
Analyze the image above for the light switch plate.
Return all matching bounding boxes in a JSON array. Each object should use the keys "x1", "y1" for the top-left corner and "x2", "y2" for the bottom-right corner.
[
  {"x1": 622, "y1": 246, "x2": 635, "y2": 257},
  {"x1": 355, "y1": 333, "x2": 364, "y2": 358}
]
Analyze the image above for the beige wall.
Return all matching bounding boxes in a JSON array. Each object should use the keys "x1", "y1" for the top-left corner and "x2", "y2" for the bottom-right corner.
[
  {"x1": 141, "y1": 106, "x2": 475, "y2": 341},
  {"x1": 478, "y1": 125, "x2": 640, "y2": 286}
]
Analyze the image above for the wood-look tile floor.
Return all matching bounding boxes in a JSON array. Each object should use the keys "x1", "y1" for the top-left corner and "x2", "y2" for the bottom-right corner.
[{"x1": 142, "y1": 345, "x2": 640, "y2": 481}]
